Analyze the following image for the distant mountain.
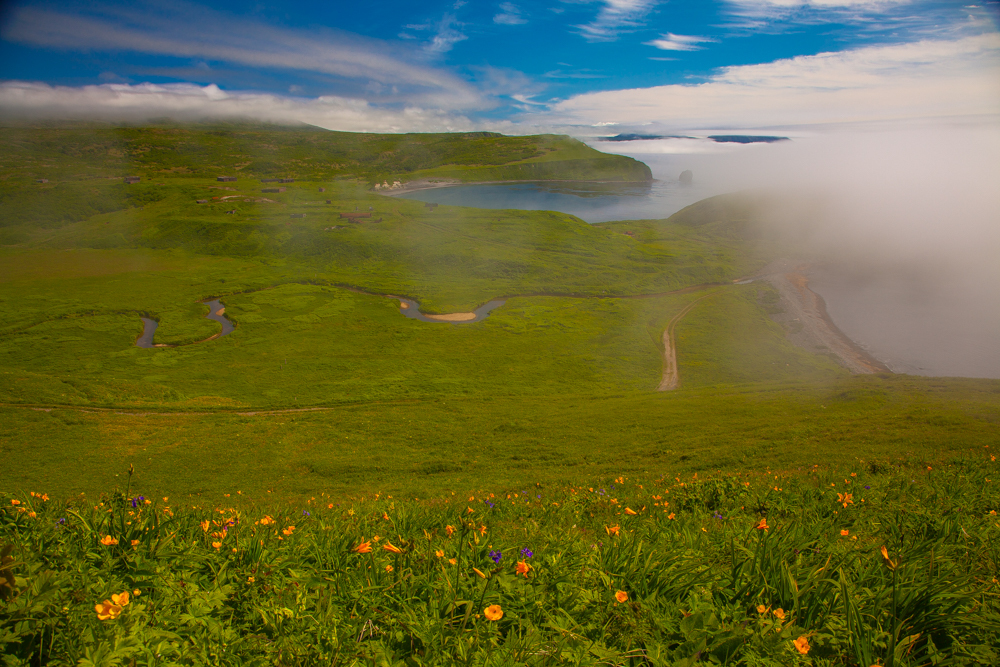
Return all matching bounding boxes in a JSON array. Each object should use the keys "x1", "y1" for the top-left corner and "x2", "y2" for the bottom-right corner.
[
  {"x1": 708, "y1": 135, "x2": 789, "y2": 144},
  {"x1": 600, "y1": 133, "x2": 694, "y2": 142}
]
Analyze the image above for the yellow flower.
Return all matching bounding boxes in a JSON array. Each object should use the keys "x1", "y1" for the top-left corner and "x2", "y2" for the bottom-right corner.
[
  {"x1": 473, "y1": 567, "x2": 487, "y2": 579},
  {"x1": 133, "y1": 589, "x2": 140, "y2": 597},
  {"x1": 383, "y1": 542, "x2": 403, "y2": 554},
  {"x1": 435, "y1": 549, "x2": 444, "y2": 558},
  {"x1": 449, "y1": 558, "x2": 457, "y2": 565},
  {"x1": 516, "y1": 560, "x2": 532, "y2": 578},
  {"x1": 756, "y1": 604, "x2": 767, "y2": 614},
  {"x1": 353, "y1": 541, "x2": 372, "y2": 554},
  {"x1": 100, "y1": 535, "x2": 118, "y2": 546},
  {"x1": 793, "y1": 636, "x2": 810, "y2": 655},
  {"x1": 95, "y1": 600, "x2": 122, "y2": 621},
  {"x1": 445, "y1": 525, "x2": 455, "y2": 538},
  {"x1": 200, "y1": 520, "x2": 210, "y2": 532},
  {"x1": 111, "y1": 591, "x2": 130, "y2": 607},
  {"x1": 484, "y1": 604, "x2": 503, "y2": 621},
  {"x1": 259, "y1": 515, "x2": 274, "y2": 526},
  {"x1": 624, "y1": 507, "x2": 638, "y2": 515},
  {"x1": 247, "y1": 576, "x2": 255, "y2": 583},
  {"x1": 212, "y1": 541, "x2": 222, "y2": 549},
  {"x1": 773, "y1": 608, "x2": 785, "y2": 620},
  {"x1": 27, "y1": 511, "x2": 36, "y2": 519},
  {"x1": 615, "y1": 590, "x2": 629, "y2": 604}
]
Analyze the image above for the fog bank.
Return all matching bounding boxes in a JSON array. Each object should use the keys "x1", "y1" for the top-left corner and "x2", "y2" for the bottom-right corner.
[{"x1": 597, "y1": 122, "x2": 1000, "y2": 377}]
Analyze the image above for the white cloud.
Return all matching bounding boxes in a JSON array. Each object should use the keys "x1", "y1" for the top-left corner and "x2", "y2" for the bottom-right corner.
[
  {"x1": 1, "y1": 4, "x2": 481, "y2": 109},
  {"x1": 645, "y1": 33, "x2": 714, "y2": 51},
  {"x1": 576, "y1": 0, "x2": 658, "y2": 42},
  {"x1": 424, "y1": 14, "x2": 469, "y2": 53},
  {"x1": 494, "y1": 3, "x2": 528, "y2": 25},
  {"x1": 0, "y1": 81, "x2": 479, "y2": 133},
  {"x1": 539, "y1": 34, "x2": 1000, "y2": 129}
]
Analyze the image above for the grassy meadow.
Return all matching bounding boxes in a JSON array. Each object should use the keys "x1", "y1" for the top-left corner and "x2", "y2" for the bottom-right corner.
[{"x1": 1, "y1": 124, "x2": 998, "y2": 665}]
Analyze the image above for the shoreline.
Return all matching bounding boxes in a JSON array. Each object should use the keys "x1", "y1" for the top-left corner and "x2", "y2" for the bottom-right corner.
[{"x1": 378, "y1": 177, "x2": 656, "y2": 197}]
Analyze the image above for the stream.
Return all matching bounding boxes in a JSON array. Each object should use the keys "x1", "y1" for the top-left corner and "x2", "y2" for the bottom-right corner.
[{"x1": 136, "y1": 299, "x2": 233, "y2": 348}]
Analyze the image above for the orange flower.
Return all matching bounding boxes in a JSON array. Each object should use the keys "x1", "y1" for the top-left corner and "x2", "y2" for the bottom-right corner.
[
  {"x1": 755, "y1": 518, "x2": 768, "y2": 532},
  {"x1": 840, "y1": 529, "x2": 850, "y2": 537},
  {"x1": 100, "y1": 535, "x2": 118, "y2": 546},
  {"x1": 10, "y1": 500, "x2": 19, "y2": 506},
  {"x1": 624, "y1": 507, "x2": 638, "y2": 516},
  {"x1": 282, "y1": 526, "x2": 295, "y2": 536},
  {"x1": 837, "y1": 493, "x2": 854, "y2": 508},
  {"x1": 385, "y1": 565, "x2": 394, "y2": 572},
  {"x1": 353, "y1": 541, "x2": 372, "y2": 554},
  {"x1": 792, "y1": 636, "x2": 810, "y2": 655},
  {"x1": 259, "y1": 515, "x2": 274, "y2": 526},
  {"x1": 516, "y1": 560, "x2": 532, "y2": 577},
  {"x1": 27, "y1": 512, "x2": 36, "y2": 519},
  {"x1": 131, "y1": 540, "x2": 139, "y2": 547},
  {"x1": 880, "y1": 545, "x2": 896, "y2": 570},
  {"x1": 95, "y1": 600, "x2": 122, "y2": 621},
  {"x1": 667, "y1": 513, "x2": 676, "y2": 520},
  {"x1": 435, "y1": 549, "x2": 444, "y2": 558},
  {"x1": 605, "y1": 524, "x2": 620, "y2": 536},
  {"x1": 756, "y1": 604, "x2": 767, "y2": 614},
  {"x1": 327, "y1": 503, "x2": 334, "y2": 509},
  {"x1": 449, "y1": 558, "x2": 457, "y2": 565},
  {"x1": 466, "y1": 507, "x2": 474, "y2": 515},
  {"x1": 133, "y1": 589, "x2": 140, "y2": 596},
  {"x1": 478, "y1": 524, "x2": 487, "y2": 536},
  {"x1": 200, "y1": 520, "x2": 210, "y2": 532},
  {"x1": 445, "y1": 525, "x2": 455, "y2": 537},
  {"x1": 773, "y1": 608, "x2": 785, "y2": 620},
  {"x1": 383, "y1": 542, "x2": 403, "y2": 554},
  {"x1": 212, "y1": 541, "x2": 222, "y2": 549},
  {"x1": 615, "y1": 590, "x2": 629, "y2": 604},
  {"x1": 111, "y1": 591, "x2": 130, "y2": 607},
  {"x1": 473, "y1": 567, "x2": 487, "y2": 579},
  {"x1": 484, "y1": 604, "x2": 503, "y2": 621}
]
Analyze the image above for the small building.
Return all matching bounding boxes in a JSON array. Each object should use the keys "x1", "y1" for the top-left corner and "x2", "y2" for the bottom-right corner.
[
  {"x1": 424, "y1": 202, "x2": 438, "y2": 209},
  {"x1": 196, "y1": 199, "x2": 208, "y2": 204},
  {"x1": 339, "y1": 212, "x2": 371, "y2": 220},
  {"x1": 279, "y1": 178, "x2": 294, "y2": 183},
  {"x1": 35, "y1": 179, "x2": 49, "y2": 184},
  {"x1": 262, "y1": 187, "x2": 286, "y2": 193},
  {"x1": 217, "y1": 176, "x2": 237, "y2": 182},
  {"x1": 124, "y1": 176, "x2": 140, "y2": 184},
  {"x1": 326, "y1": 200, "x2": 332, "y2": 204},
  {"x1": 261, "y1": 178, "x2": 280, "y2": 183},
  {"x1": 225, "y1": 210, "x2": 236, "y2": 215},
  {"x1": 318, "y1": 187, "x2": 325, "y2": 192},
  {"x1": 290, "y1": 214, "x2": 305, "y2": 218}
]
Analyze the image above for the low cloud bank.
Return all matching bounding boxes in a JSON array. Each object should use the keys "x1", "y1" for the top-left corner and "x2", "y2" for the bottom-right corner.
[
  {"x1": 600, "y1": 122, "x2": 1000, "y2": 376},
  {"x1": 0, "y1": 81, "x2": 478, "y2": 133}
]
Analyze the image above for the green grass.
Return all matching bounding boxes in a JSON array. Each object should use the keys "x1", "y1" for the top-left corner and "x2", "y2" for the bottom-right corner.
[
  {"x1": 0, "y1": 124, "x2": 998, "y2": 664},
  {"x1": 2, "y1": 457, "x2": 998, "y2": 665}
]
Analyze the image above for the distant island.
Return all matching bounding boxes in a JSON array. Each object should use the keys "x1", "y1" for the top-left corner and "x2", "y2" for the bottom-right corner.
[{"x1": 600, "y1": 133, "x2": 789, "y2": 144}]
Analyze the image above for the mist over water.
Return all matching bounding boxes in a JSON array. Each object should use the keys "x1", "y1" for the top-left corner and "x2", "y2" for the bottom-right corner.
[{"x1": 598, "y1": 123, "x2": 1000, "y2": 378}]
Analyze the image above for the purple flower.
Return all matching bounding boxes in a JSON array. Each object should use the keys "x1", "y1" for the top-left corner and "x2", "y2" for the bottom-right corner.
[
  {"x1": 489, "y1": 550, "x2": 502, "y2": 564},
  {"x1": 302, "y1": 510, "x2": 310, "y2": 516},
  {"x1": 520, "y1": 547, "x2": 533, "y2": 559},
  {"x1": 56, "y1": 518, "x2": 66, "y2": 525},
  {"x1": 131, "y1": 498, "x2": 137, "y2": 508},
  {"x1": 865, "y1": 485, "x2": 870, "y2": 490}
]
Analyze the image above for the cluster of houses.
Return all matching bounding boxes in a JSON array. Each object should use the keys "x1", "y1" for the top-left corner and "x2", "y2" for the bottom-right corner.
[
  {"x1": 261, "y1": 178, "x2": 294, "y2": 184},
  {"x1": 124, "y1": 176, "x2": 140, "y2": 184},
  {"x1": 217, "y1": 176, "x2": 237, "y2": 182},
  {"x1": 373, "y1": 181, "x2": 403, "y2": 191}
]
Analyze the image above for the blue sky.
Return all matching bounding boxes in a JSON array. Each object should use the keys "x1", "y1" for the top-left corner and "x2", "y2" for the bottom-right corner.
[{"x1": 0, "y1": 1, "x2": 997, "y2": 133}]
